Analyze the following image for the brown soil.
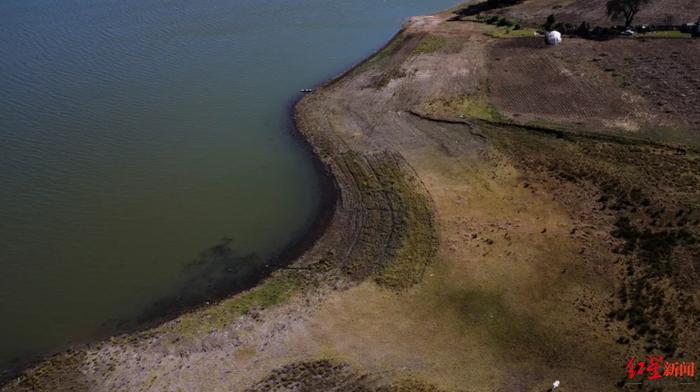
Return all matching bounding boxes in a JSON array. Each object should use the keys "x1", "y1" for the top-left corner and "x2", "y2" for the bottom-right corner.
[
  {"x1": 485, "y1": 36, "x2": 700, "y2": 144},
  {"x1": 416, "y1": 29, "x2": 700, "y2": 146},
  {"x1": 591, "y1": 39, "x2": 700, "y2": 131},
  {"x1": 487, "y1": 37, "x2": 652, "y2": 131},
  {"x1": 489, "y1": 0, "x2": 700, "y2": 26},
  {"x1": 3, "y1": 6, "x2": 699, "y2": 392}
]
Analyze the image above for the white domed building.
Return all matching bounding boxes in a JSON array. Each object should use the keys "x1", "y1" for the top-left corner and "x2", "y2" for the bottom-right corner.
[{"x1": 545, "y1": 30, "x2": 562, "y2": 45}]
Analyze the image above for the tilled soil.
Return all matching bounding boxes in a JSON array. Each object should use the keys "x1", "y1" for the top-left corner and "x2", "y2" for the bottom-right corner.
[
  {"x1": 488, "y1": 0, "x2": 700, "y2": 26},
  {"x1": 487, "y1": 36, "x2": 700, "y2": 142}
]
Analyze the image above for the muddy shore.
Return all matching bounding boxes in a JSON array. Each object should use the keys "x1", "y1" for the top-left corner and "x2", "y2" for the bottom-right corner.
[{"x1": 3, "y1": 3, "x2": 699, "y2": 391}]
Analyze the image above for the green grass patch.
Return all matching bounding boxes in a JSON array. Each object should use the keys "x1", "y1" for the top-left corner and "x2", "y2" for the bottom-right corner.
[
  {"x1": 168, "y1": 272, "x2": 303, "y2": 338},
  {"x1": 458, "y1": 95, "x2": 507, "y2": 122},
  {"x1": 369, "y1": 33, "x2": 407, "y2": 64},
  {"x1": 484, "y1": 25, "x2": 539, "y2": 38},
  {"x1": 413, "y1": 35, "x2": 449, "y2": 54},
  {"x1": 375, "y1": 170, "x2": 437, "y2": 290},
  {"x1": 637, "y1": 30, "x2": 692, "y2": 39},
  {"x1": 420, "y1": 94, "x2": 507, "y2": 123}
]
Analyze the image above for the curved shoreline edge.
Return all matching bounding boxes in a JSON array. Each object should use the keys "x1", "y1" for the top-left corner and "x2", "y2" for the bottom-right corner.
[
  {"x1": 0, "y1": 97, "x2": 340, "y2": 387},
  {"x1": 0, "y1": 14, "x2": 436, "y2": 392},
  {"x1": 7, "y1": 2, "x2": 699, "y2": 389}
]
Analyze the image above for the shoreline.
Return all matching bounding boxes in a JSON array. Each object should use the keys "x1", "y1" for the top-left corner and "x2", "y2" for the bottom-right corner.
[
  {"x1": 0, "y1": 61, "x2": 345, "y2": 390},
  {"x1": 0, "y1": 11, "x2": 414, "y2": 389},
  {"x1": 4, "y1": 1, "x2": 699, "y2": 390},
  {"x1": 0, "y1": 118, "x2": 339, "y2": 386}
]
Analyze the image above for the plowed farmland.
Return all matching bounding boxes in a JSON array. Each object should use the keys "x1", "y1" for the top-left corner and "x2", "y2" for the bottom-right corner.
[
  {"x1": 486, "y1": 36, "x2": 700, "y2": 146},
  {"x1": 492, "y1": 0, "x2": 700, "y2": 26}
]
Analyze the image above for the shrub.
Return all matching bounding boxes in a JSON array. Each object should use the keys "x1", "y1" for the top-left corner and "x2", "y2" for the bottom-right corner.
[
  {"x1": 454, "y1": 0, "x2": 524, "y2": 17},
  {"x1": 576, "y1": 21, "x2": 591, "y2": 36},
  {"x1": 486, "y1": 15, "x2": 500, "y2": 24},
  {"x1": 497, "y1": 17, "x2": 513, "y2": 27},
  {"x1": 552, "y1": 22, "x2": 576, "y2": 34},
  {"x1": 544, "y1": 14, "x2": 556, "y2": 30}
]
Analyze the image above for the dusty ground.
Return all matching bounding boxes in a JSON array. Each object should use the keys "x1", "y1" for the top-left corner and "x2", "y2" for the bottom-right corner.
[{"x1": 3, "y1": 6, "x2": 699, "y2": 392}]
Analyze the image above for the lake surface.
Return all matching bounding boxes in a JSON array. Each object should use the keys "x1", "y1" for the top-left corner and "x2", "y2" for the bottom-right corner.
[{"x1": 0, "y1": 0, "x2": 459, "y2": 374}]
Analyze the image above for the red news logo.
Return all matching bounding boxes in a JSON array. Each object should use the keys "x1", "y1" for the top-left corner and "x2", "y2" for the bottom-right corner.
[{"x1": 627, "y1": 355, "x2": 696, "y2": 381}]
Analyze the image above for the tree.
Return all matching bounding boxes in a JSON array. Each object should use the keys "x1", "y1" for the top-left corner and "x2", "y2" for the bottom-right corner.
[
  {"x1": 576, "y1": 21, "x2": 591, "y2": 36},
  {"x1": 544, "y1": 14, "x2": 556, "y2": 31},
  {"x1": 606, "y1": 0, "x2": 651, "y2": 28}
]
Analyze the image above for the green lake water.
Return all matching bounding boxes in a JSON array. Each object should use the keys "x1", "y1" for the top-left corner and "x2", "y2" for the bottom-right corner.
[{"x1": 0, "y1": 0, "x2": 459, "y2": 374}]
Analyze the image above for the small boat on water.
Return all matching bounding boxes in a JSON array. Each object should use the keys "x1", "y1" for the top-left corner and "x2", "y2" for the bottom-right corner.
[{"x1": 300, "y1": 88, "x2": 314, "y2": 93}]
